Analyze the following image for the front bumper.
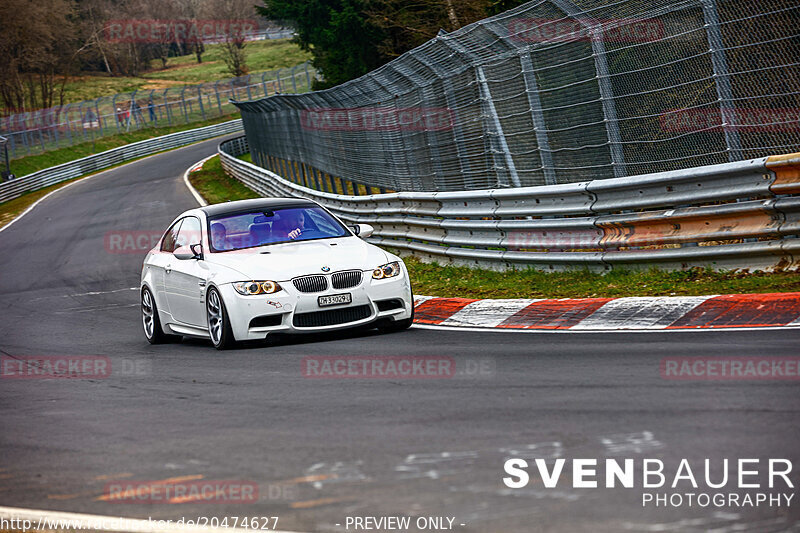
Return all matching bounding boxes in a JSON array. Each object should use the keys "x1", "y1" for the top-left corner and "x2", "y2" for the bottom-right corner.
[{"x1": 218, "y1": 269, "x2": 413, "y2": 341}]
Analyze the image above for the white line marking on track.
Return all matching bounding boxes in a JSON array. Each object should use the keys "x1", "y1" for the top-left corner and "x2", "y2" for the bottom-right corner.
[
  {"x1": 0, "y1": 505, "x2": 306, "y2": 533},
  {"x1": 183, "y1": 155, "x2": 214, "y2": 207},
  {"x1": 0, "y1": 168, "x2": 114, "y2": 234}
]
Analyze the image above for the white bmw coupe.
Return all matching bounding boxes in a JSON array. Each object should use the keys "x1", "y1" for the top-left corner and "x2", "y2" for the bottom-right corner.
[{"x1": 140, "y1": 198, "x2": 414, "y2": 349}]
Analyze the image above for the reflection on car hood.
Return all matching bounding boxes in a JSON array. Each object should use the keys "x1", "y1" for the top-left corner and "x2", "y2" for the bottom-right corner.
[{"x1": 204, "y1": 236, "x2": 389, "y2": 282}]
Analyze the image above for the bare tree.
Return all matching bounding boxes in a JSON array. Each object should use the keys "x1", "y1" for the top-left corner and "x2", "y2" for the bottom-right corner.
[
  {"x1": 0, "y1": 0, "x2": 77, "y2": 112},
  {"x1": 215, "y1": 0, "x2": 258, "y2": 77}
]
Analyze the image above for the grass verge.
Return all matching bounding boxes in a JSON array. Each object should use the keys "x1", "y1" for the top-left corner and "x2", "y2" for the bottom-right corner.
[
  {"x1": 188, "y1": 155, "x2": 259, "y2": 205},
  {"x1": 0, "y1": 116, "x2": 241, "y2": 229},
  {"x1": 184, "y1": 154, "x2": 800, "y2": 298},
  {"x1": 10, "y1": 113, "x2": 239, "y2": 178}
]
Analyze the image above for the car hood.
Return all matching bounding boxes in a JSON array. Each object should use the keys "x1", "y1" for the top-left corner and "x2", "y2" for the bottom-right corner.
[{"x1": 204, "y1": 236, "x2": 389, "y2": 282}]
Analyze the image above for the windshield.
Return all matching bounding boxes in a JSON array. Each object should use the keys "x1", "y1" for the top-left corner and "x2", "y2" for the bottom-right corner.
[{"x1": 207, "y1": 206, "x2": 350, "y2": 252}]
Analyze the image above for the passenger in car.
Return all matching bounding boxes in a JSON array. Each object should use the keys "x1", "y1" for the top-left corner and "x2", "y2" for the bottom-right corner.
[{"x1": 211, "y1": 222, "x2": 232, "y2": 251}]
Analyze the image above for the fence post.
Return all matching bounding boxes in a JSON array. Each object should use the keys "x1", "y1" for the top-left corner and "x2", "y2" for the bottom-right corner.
[
  {"x1": 197, "y1": 85, "x2": 206, "y2": 121},
  {"x1": 112, "y1": 95, "x2": 121, "y2": 133},
  {"x1": 304, "y1": 62, "x2": 312, "y2": 89},
  {"x1": 519, "y1": 51, "x2": 557, "y2": 186},
  {"x1": 179, "y1": 87, "x2": 189, "y2": 123},
  {"x1": 261, "y1": 72, "x2": 269, "y2": 97},
  {"x1": 36, "y1": 110, "x2": 46, "y2": 152},
  {"x1": 163, "y1": 88, "x2": 172, "y2": 126},
  {"x1": 63, "y1": 104, "x2": 73, "y2": 146},
  {"x1": 95, "y1": 97, "x2": 105, "y2": 136},
  {"x1": 290, "y1": 66, "x2": 298, "y2": 93},
  {"x1": 701, "y1": 0, "x2": 743, "y2": 162},
  {"x1": 550, "y1": 0, "x2": 627, "y2": 178},
  {"x1": 476, "y1": 66, "x2": 521, "y2": 188},
  {"x1": 245, "y1": 75, "x2": 253, "y2": 100},
  {"x1": 214, "y1": 82, "x2": 223, "y2": 115},
  {"x1": 51, "y1": 107, "x2": 61, "y2": 148},
  {"x1": 130, "y1": 90, "x2": 140, "y2": 130},
  {"x1": 20, "y1": 113, "x2": 31, "y2": 155},
  {"x1": 275, "y1": 69, "x2": 283, "y2": 93},
  {"x1": 312, "y1": 166, "x2": 321, "y2": 190}
]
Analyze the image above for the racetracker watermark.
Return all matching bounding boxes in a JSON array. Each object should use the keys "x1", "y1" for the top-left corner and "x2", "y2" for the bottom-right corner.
[
  {"x1": 0, "y1": 356, "x2": 151, "y2": 379},
  {"x1": 301, "y1": 356, "x2": 495, "y2": 380},
  {"x1": 106, "y1": 230, "x2": 163, "y2": 254},
  {"x1": 300, "y1": 108, "x2": 454, "y2": 132},
  {"x1": 508, "y1": 18, "x2": 664, "y2": 43},
  {"x1": 661, "y1": 357, "x2": 800, "y2": 381},
  {"x1": 103, "y1": 480, "x2": 259, "y2": 504},
  {"x1": 660, "y1": 108, "x2": 800, "y2": 132},
  {"x1": 506, "y1": 229, "x2": 600, "y2": 250},
  {"x1": 104, "y1": 19, "x2": 258, "y2": 44}
]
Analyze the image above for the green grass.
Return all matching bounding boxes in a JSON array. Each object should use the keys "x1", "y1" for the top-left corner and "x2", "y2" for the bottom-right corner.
[
  {"x1": 403, "y1": 257, "x2": 800, "y2": 298},
  {"x1": 186, "y1": 153, "x2": 800, "y2": 298},
  {"x1": 60, "y1": 40, "x2": 311, "y2": 102},
  {"x1": 9, "y1": 113, "x2": 239, "y2": 178},
  {"x1": 188, "y1": 155, "x2": 259, "y2": 205}
]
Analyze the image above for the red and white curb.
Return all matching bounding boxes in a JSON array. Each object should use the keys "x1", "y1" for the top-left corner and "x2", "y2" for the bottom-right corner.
[
  {"x1": 183, "y1": 154, "x2": 214, "y2": 207},
  {"x1": 412, "y1": 293, "x2": 800, "y2": 331}
]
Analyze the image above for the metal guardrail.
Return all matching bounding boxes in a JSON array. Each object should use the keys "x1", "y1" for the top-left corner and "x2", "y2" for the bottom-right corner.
[
  {"x1": 0, "y1": 120, "x2": 243, "y2": 205},
  {"x1": 219, "y1": 136, "x2": 800, "y2": 272}
]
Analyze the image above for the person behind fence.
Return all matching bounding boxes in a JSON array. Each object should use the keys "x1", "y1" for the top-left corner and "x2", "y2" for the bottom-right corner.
[
  {"x1": 148, "y1": 98, "x2": 156, "y2": 122},
  {"x1": 116, "y1": 106, "x2": 123, "y2": 125},
  {"x1": 131, "y1": 100, "x2": 143, "y2": 124}
]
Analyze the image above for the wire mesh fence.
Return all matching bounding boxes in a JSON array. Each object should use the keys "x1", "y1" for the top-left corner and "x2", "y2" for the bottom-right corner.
[
  {"x1": 235, "y1": 0, "x2": 800, "y2": 193},
  {"x1": 0, "y1": 62, "x2": 314, "y2": 161}
]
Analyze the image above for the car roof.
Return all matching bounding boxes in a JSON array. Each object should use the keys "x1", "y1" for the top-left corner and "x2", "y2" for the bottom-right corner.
[{"x1": 200, "y1": 198, "x2": 318, "y2": 218}]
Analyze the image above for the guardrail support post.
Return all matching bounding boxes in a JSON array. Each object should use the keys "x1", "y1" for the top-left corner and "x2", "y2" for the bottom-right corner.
[{"x1": 701, "y1": 0, "x2": 743, "y2": 162}]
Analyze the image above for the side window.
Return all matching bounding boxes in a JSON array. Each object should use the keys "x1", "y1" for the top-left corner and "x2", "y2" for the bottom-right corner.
[
  {"x1": 176, "y1": 217, "x2": 202, "y2": 248},
  {"x1": 160, "y1": 219, "x2": 183, "y2": 253}
]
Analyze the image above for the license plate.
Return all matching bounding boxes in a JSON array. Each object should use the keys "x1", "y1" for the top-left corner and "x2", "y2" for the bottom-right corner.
[{"x1": 318, "y1": 293, "x2": 352, "y2": 307}]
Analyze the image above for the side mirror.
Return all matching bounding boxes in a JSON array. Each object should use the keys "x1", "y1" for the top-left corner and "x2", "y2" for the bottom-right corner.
[
  {"x1": 352, "y1": 223, "x2": 374, "y2": 238},
  {"x1": 174, "y1": 244, "x2": 202, "y2": 260}
]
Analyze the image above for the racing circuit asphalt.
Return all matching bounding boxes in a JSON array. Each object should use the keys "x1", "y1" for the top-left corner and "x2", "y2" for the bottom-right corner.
[{"x1": 1, "y1": 135, "x2": 799, "y2": 533}]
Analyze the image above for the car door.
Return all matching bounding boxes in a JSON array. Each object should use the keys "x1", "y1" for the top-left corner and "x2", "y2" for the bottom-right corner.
[
  {"x1": 150, "y1": 218, "x2": 184, "y2": 319},
  {"x1": 165, "y1": 216, "x2": 209, "y2": 327}
]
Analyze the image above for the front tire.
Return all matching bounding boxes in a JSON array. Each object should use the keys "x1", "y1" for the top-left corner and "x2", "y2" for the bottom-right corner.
[
  {"x1": 142, "y1": 287, "x2": 175, "y2": 344},
  {"x1": 206, "y1": 287, "x2": 235, "y2": 350}
]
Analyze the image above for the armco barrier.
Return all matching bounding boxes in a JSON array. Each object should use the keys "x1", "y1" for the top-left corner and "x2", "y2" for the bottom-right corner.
[
  {"x1": 219, "y1": 136, "x2": 800, "y2": 271},
  {"x1": 0, "y1": 119, "x2": 243, "y2": 204}
]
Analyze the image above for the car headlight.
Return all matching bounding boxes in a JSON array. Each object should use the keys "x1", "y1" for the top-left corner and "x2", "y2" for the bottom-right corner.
[
  {"x1": 233, "y1": 281, "x2": 282, "y2": 295},
  {"x1": 372, "y1": 261, "x2": 401, "y2": 280}
]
